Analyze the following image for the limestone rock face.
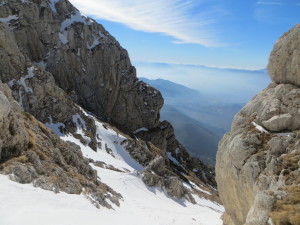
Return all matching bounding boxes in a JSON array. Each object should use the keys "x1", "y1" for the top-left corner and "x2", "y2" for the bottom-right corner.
[
  {"x1": 216, "y1": 83, "x2": 300, "y2": 225},
  {"x1": 0, "y1": 83, "x2": 28, "y2": 162},
  {"x1": 217, "y1": 26, "x2": 300, "y2": 225},
  {"x1": 268, "y1": 24, "x2": 300, "y2": 86},
  {"x1": 0, "y1": 82, "x2": 121, "y2": 208},
  {"x1": 136, "y1": 120, "x2": 217, "y2": 187},
  {"x1": 0, "y1": 23, "x2": 29, "y2": 82},
  {"x1": 0, "y1": 22, "x2": 99, "y2": 151},
  {"x1": 0, "y1": 0, "x2": 163, "y2": 132},
  {"x1": 0, "y1": 0, "x2": 216, "y2": 194},
  {"x1": 236, "y1": 83, "x2": 300, "y2": 132},
  {"x1": 0, "y1": 0, "x2": 218, "y2": 206},
  {"x1": 0, "y1": 91, "x2": 11, "y2": 120},
  {"x1": 142, "y1": 156, "x2": 195, "y2": 202}
]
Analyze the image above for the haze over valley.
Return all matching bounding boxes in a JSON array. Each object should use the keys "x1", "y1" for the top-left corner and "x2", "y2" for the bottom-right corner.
[
  {"x1": 140, "y1": 64, "x2": 270, "y2": 164},
  {"x1": 138, "y1": 62, "x2": 271, "y2": 104}
]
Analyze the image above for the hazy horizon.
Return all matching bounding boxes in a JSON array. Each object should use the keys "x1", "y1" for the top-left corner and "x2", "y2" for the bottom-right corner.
[{"x1": 135, "y1": 61, "x2": 271, "y2": 104}]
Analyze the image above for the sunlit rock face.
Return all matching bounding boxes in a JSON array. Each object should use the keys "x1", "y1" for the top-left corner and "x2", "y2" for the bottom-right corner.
[
  {"x1": 268, "y1": 24, "x2": 300, "y2": 86},
  {"x1": 0, "y1": 0, "x2": 163, "y2": 132},
  {"x1": 0, "y1": 0, "x2": 218, "y2": 213},
  {"x1": 216, "y1": 24, "x2": 300, "y2": 225}
]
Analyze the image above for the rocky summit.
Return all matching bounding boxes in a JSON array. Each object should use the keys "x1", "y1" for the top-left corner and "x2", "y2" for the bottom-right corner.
[
  {"x1": 0, "y1": 1, "x2": 222, "y2": 224},
  {"x1": 216, "y1": 24, "x2": 300, "y2": 225}
]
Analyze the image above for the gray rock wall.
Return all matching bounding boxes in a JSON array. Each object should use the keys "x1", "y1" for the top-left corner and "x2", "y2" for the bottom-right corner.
[
  {"x1": 0, "y1": 0, "x2": 215, "y2": 189},
  {"x1": 0, "y1": 0, "x2": 218, "y2": 205},
  {"x1": 0, "y1": 0, "x2": 163, "y2": 131},
  {"x1": 0, "y1": 81, "x2": 121, "y2": 208},
  {"x1": 216, "y1": 24, "x2": 300, "y2": 225},
  {"x1": 268, "y1": 24, "x2": 300, "y2": 86}
]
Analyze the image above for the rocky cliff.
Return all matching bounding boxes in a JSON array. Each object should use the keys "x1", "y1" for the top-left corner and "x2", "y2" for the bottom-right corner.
[
  {"x1": 0, "y1": 0, "x2": 163, "y2": 132},
  {"x1": 0, "y1": 0, "x2": 218, "y2": 210},
  {"x1": 216, "y1": 24, "x2": 300, "y2": 225},
  {"x1": 0, "y1": 80, "x2": 122, "y2": 208}
]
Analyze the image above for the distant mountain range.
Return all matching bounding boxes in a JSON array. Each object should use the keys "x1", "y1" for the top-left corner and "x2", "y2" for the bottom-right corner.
[
  {"x1": 136, "y1": 61, "x2": 271, "y2": 104},
  {"x1": 141, "y1": 77, "x2": 243, "y2": 165},
  {"x1": 137, "y1": 61, "x2": 268, "y2": 74}
]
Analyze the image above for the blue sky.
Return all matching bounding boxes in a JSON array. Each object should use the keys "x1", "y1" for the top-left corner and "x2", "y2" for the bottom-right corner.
[{"x1": 70, "y1": 0, "x2": 299, "y2": 70}]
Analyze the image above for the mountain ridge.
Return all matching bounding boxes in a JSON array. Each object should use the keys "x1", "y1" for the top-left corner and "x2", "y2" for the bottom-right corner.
[{"x1": 0, "y1": 0, "x2": 222, "y2": 224}]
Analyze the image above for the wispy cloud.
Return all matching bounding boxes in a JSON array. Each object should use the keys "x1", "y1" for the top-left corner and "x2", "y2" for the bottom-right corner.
[
  {"x1": 69, "y1": 0, "x2": 225, "y2": 47},
  {"x1": 256, "y1": 1, "x2": 282, "y2": 5},
  {"x1": 254, "y1": 1, "x2": 283, "y2": 22}
]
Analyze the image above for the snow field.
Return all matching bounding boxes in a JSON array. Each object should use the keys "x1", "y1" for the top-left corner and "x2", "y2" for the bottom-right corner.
[{"x1": 0, "y1": 111, "x2": 223, "y2": 225}]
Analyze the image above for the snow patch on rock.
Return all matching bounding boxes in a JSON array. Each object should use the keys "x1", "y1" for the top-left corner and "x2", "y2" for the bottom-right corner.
[
  {"x1": 252, "y1": 121, "x2": 269, "y2": 133},
  {"x1": 45, "y1": 116, "x2": 65, "y2": 136},
  {"x1": 7, "y1": 66, "x2": 36, "y2": 106},
  {"x1": 0, "y1": 15, "x2": 18, "y2": 25},
  {"x1": 87, "y1": 35, "x2": 100, "y2": 50},
  {"x1": 58, "y1": 31, "x2": 68, "y2": 44},
  {"x1": 72, "y1": 114, "x2": 91, "y2": 144},
  {"x1": 133, "y1": 127, "x2": 149, "y2": 134},
  {"x1": 48, "y1": 0, "x2": 60, "y2": 13},
  {"x1": 60, "y1": 10, "x2": 93, "y2": 32}
]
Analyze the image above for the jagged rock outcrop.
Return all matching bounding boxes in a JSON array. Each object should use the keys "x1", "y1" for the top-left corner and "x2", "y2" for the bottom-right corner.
[
  {"x1": 217, "y1": 24, "x2": 300, "y2": 225},
  {"x1": 0, "y1": 82, "x2": 28, "y2": 162},
  {"x1": 136, "y1": 120, "x2": 216, "y2": 187},
  {"x1": 0, "y1": 81, "x2": 121, "y2": 208},
  {"x1": 0, "y1": 0, "x2": 215, "y2": 188},
  {"x1": 0, "y1": 0, "x2": 218, "y2": 207},
  {"x1": 0, "y1": 19, "x2": 100, "y2": 151},
  {"x1": 0, "y1": 0, "x2": 163, "y2": 132},
  {"x1": 141, "y1": 156, "x2": 196, "y2": 203}
]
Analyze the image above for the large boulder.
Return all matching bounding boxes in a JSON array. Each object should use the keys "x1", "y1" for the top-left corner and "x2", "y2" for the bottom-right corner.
[
  {"x1": 216, "y1": 83, "x2": 300, "y2": 225},
  {"x1": 217, "y1": 24, "x2": 300, "y2": 225},
  {"x1": 268, "y1": 24, "x2": 300, "y2": 86}
]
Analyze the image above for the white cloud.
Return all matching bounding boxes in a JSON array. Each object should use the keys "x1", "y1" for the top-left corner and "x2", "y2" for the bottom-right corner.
[
  {"x1": 254, "y1": 1, "x2": 283, "y2": 22},
  {"x1": 69, "y1": 0, "x2": 224, "y2": 47},
  {"x1": 256, "y1": 1, "x2": 282, "y2": 5}
]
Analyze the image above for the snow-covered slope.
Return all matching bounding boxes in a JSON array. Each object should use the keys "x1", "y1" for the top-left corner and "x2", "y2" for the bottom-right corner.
[
  {"x1": 0, "y1": 110, "x2": 223, "y2": 225},
  {"x1": 0, "y1": 1, "x2": 223, "y2": 224},
  {"x1": 0, "y1": 171, "x2": 222, "y2": 225}
]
